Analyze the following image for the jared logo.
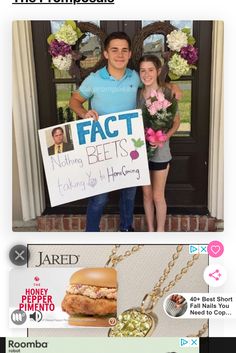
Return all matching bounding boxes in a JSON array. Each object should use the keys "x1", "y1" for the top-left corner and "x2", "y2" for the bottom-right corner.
[{"x1": 36, "y1": 252, "x2": 80, "y2": 267}]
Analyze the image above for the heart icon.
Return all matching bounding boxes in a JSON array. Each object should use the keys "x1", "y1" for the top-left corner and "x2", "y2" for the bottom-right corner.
[
  {"x1": 211, "y1": 245, "x2": 220, "y2": 255},
  {"x1": 207, "y1": 241, "x2": 224, "y2": 257}
]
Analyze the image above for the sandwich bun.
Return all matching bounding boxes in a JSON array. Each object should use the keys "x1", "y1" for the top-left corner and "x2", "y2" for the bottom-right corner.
[
  {"x1": 68, "y1": 315, "x2": 116, "y2": 327},
  {"x1": 70, "y1": 267, "x2": 117, "y2": 288}
]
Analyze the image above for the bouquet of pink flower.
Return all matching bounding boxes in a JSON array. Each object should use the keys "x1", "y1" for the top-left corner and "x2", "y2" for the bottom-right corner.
[{"x1": 142, "y1": 89, "x2": 178, "y2": 158}]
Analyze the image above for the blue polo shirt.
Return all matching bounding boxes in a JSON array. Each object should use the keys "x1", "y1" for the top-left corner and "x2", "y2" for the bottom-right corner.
[{"x1": 77, "y1": 67, "x2": 141, "y2": 116}]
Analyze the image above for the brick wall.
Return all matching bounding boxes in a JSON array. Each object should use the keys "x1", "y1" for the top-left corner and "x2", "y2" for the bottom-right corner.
[{"x1": 37, "y1": 214, "x2": 220, "y2": 232}]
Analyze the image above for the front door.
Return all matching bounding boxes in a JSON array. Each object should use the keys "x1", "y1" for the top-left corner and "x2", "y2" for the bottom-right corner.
[{"x1": 32, "y1": 20, "x2": 212, "y2": 215}]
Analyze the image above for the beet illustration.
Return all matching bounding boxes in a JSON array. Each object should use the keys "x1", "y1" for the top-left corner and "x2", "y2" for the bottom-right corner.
[
  {"x1": 130, "y1": 150, "x2": 139, "y2": 160},
  {"x1": 130, "y1": 138, "x2": 145, "y2": 160}
]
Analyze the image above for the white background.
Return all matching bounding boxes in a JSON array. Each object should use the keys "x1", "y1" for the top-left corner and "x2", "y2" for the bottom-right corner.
[{"x1": 0, "y1": 0, "x2": 235, "y2": 339}]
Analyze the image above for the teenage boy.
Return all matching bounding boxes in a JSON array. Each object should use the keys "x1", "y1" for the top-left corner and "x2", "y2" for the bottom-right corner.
[{"x1": 69, "y1": 32, "x2": 140, "y2": 232}]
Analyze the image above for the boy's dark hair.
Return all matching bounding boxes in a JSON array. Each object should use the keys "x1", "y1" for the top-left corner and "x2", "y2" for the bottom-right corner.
[{"x1": 104, "y1": 32, "x2": 131, "y2": 50}]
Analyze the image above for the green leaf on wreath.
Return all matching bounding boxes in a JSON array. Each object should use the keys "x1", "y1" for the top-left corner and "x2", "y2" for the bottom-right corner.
[
  {"x1": 188, "y1": 35, "x2": 196, "y2": 45},
  {"x1": 189, "y1": 64, "x2": 197, "y2": 70},
  {"x1": 168, "y1": 72, "x2": 180, "y2": 80},
  {"x1": 76, "y1": 27, "x2": 84, "y2": 39},
  {"x1": 65, "y1": 20, "x2": 77, "y2": 30},
  {"x1": 182, "y1": 28, "x2": 191, "y2": 35},
  {"x1": 47, "y1": 34, "x2": 55, "y2": 45}
]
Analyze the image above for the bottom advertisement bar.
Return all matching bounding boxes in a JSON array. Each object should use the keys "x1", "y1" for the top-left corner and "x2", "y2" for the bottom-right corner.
[
  {"x1": 0, "y1": 337, "x2": 235, "y2": 353},
  {"x1": 3, "y1": 337, "x2": 198, "y2": 353}
]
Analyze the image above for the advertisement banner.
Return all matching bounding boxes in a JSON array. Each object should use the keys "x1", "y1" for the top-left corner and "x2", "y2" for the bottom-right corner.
[
  {"x1": 5, "y1": 337, "x2": 199, "y2": 353},
  {"x1": 9, "y1": 268, "x2": 117, "y2": 328}
]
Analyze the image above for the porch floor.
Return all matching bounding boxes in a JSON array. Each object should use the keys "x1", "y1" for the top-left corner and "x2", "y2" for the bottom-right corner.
[{"x1": 34, "y1": 214, "x2": 222, "y2": 232}]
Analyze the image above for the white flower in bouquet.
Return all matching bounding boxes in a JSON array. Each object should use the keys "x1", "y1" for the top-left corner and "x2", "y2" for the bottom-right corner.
[
  {"x1": 168, "y1": 53, "x2": 189, "y2": 77},
  {"x1": 167, "y1": 29, "x2": 188, "y2": 52},
  {"x1": 52, "y1": 54, "x2": 72, "y2": 71},
  {"x1": 55, "y1": 24, "x2": 78, "y2": 45}
]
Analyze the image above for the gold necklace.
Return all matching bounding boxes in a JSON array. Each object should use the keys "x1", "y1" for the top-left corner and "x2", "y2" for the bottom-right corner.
[
  {"x1": 105, "y1": 245, "x2": 143, "y2": 268},
  {"x1": 108, "y1": 245, "x2": 206, "y2": 337}
]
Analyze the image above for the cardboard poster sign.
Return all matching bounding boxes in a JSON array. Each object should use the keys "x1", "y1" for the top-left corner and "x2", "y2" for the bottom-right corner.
[{"x1": 38, "y1": 109, "x2": 150, "y2": 207}]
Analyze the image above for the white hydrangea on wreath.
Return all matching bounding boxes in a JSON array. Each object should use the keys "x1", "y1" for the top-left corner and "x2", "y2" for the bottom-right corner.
[
  {"x1": 47, "y1": 20, "x2": 85, "y2": 81},
  {"x1": 161, "y1": 27, "x2": 199, "y2": 81}
]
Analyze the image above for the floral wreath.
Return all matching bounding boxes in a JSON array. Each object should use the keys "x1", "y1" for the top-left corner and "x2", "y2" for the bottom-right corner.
[
  {"x1": 162, "y1": 27, "x2": 199, "y2": 80},
  {"x1": 47, "y1": 20, "x2": 85, "y2": 82},
  {"x1": 47, "y1": 22, "x2": 198, "y2": 83}
]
